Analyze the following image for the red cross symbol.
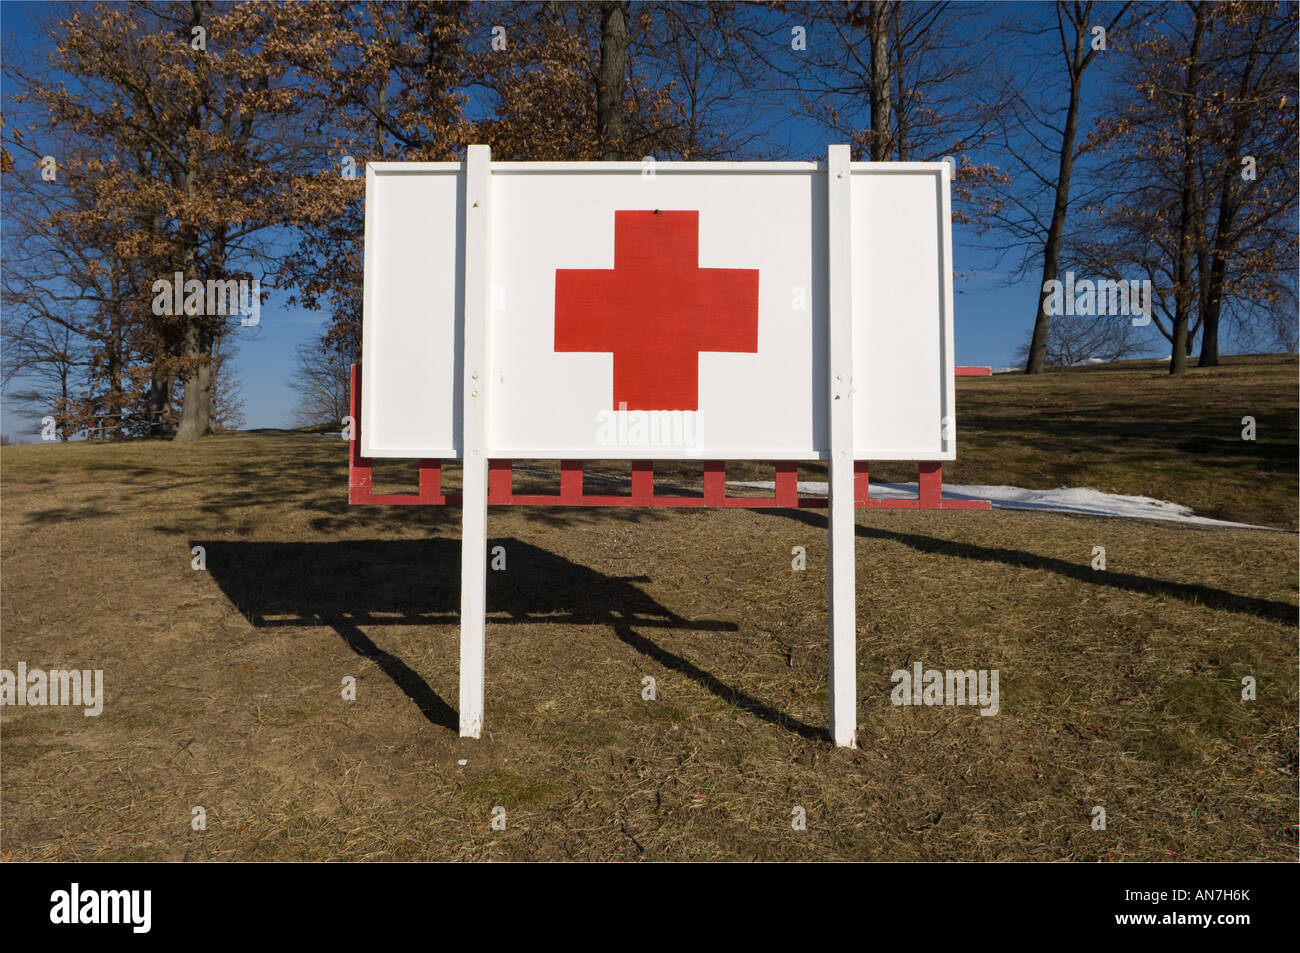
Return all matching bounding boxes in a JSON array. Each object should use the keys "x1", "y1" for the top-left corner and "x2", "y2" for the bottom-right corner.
[{"x1": 554, "y1": 210, "x2": 759, "y2": 411}]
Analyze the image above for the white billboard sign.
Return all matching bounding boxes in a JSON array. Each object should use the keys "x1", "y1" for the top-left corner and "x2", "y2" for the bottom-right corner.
[
  {"x1": 362, "y1": 156, "x2": 955, "y2": 462},
  {"x1": 360, "y1": 145, "x2": 958, "y2": 747}
]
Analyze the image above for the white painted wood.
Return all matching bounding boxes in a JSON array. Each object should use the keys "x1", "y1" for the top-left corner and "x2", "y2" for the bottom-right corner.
[
  {"x1": 826, "y1": 145, "x2": 858, "y2": 749},
  {"x1": 366, "y1": 161, "x2": 462, "y2": 173},
  {"x1": 369, "y1": 160, "x2": 823, "y2": 174},
  {"x1": 360, "y1": 165, "x2": 461, "y2": 458},
  {"x1": 360, "y1": 159, "x2": 954, "y2": 462},
  {"x1": 850, "y1": 163, "x2": 955, "y2": 460},
  {"x1": 459, "y1": 145, "x2": 492, "y2": 739},
  {"x1": 488, "y1": 169, "x2": 824, "y2": 460},
  {"x1": 939, "y1": 160, "x2": 957, "y2": 456},
  {"x1": 495, "y1": 161, "x2": 822, "y2": 174}
]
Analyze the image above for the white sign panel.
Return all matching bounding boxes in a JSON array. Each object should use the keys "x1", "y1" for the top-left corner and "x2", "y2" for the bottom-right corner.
[{"x1": 361, "y1": 158, "x2": 955, "y2": 462}]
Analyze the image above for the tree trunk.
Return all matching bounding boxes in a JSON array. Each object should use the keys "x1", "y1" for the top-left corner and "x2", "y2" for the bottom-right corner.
[
  {"x1": 596, "y1": 2, "x2": 630, "y2": 161},
  {"x1": 148, "y1": 374, "x2": 170, "y2": 437},
  {"x1": 107, "y1": 295, "x2": 123, "y2": 438},
  {"x1": 1198, "y1": 311, "x2": 1220, "y2": 365},
  {"x1": 59, "y1": 357, "x2": 70, "y2": 441},
  {"x1": 1195, "y1": 223, "x2": 1213, "y2": 364},
  {"x1": 1026, "y1": 67, "x2": 1084, "y2": 374},
  {"x1": 1170, "y1": 4, "x2": 1206, "y2": 376},
  {"x1": 1198, "y1": 183, "x2": 1230, "y2": 367},
  {"x1": 869, "y1": 1, "x2": 892, "y2": 161},
  {"x1": 1198, "y1": 14, "x2": 1262, "y2": 368},
  {"x1": 175, "y1": 1, "x2": 210, "y2": 438},
  {"x1": 174, "y1": 320, "x2": 212, "y2": 441}
]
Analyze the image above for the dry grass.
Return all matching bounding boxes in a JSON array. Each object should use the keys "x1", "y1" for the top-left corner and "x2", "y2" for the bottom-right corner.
[
  {"x1": 939, "y1": 354, "x2": 1299, "y2": 529},
  {"x1": 0, "y1": 359, "x2": 1295, "y2": 861}
]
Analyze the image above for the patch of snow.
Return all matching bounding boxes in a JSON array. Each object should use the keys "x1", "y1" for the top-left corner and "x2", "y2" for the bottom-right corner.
[{"x1": 727, "y1": 480, "x2": 1280, "y2": 531}]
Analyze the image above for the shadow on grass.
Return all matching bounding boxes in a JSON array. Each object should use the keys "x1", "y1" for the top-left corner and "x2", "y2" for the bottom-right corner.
[
  {"x1": 23, "y1": 504, "x2": 118, "y2": 525},
  {"x1": 764, "y1": 510, "x2": 1298, "y2": 626},
  {"x1": 961, "y1": 411, "x2": 1298, "y2": 476},
  {"x1": 612, "y1": 623, "x2": 823, "y2": 741},
  {"x1": 327, "y1": 617, "x2": 459, "y2": 729},
  {"x1": 194, "y1": 538, "x2": 822, "y2": 738}
]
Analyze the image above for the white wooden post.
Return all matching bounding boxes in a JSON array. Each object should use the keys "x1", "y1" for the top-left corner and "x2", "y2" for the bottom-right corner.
[
  {"x1": 826, "y1": 144, "x2": 857, "y2": 748},
  {"x1": 459, "y1": 145, "x2": 492, "y2": 738}
]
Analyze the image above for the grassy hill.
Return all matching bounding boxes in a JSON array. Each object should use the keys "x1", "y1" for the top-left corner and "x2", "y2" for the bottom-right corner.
[
  {"x1": 1, "y1": 355, "x2": 1295, "y2": 860},
  {"x1": 947, "y1": 354, "x2": 1298, "y2": 529}
]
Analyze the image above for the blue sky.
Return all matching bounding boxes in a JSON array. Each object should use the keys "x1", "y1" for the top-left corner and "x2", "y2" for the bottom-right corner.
[{"x1": 1, "y1": 2, "x2": 1183, "y2": 439}]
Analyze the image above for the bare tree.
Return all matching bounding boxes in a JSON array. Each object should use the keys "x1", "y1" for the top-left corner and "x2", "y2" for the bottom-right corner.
[
  {"x1": 288, "y1": 340, "x2": 353, "y2": 429},
  {"x1": 0, "y1": 314, "x2": 85, "y2": 439},
  {"x1": 999, "y1": 2, "x2": 1136, "y2": 375},
  {"x1": 1193, "y1": 1, "x2": 1298, "y2": 364},
  {"x1": 208, "y1": 335, "x2": 244, "y2": 432},
  {"x1": 753, "y1": 2, "x2": 1007, "y2": 217},
  {"x1": 1081, "y1": 2, "x2": 1297, "y2": 372},
  {"x1": 627, "y1": 2, "x2": 779, "y2": 160},
  {"x1": 1014, "y1": 309, "x2": 1153, "y2": 368},
  {"x1": 0, "y1": 114, "x2": 154, "y2": 439}
]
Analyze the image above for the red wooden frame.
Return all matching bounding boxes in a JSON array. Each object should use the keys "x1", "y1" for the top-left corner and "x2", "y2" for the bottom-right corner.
[{"x1": 348, "y1": 365, "x2": 989, "y2": 511}]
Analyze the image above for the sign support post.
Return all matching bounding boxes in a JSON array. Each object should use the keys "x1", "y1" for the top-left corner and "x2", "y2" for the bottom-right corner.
[
  {"x1": 459, "y1": 144, "x2": 492, "y2": 738},
  {"x1": 826, "y1": 144, "x2": 858, "y2": 748}
]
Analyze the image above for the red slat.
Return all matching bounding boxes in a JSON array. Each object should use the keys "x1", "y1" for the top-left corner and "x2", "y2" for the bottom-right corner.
[
  {"x1": 703, "y1": 461, "x2": 725, "y2": 505},
  {"x1": 488, "y1": 459, "x2": 513, "y2": 504},
  {"x1": 560, "y1": 460, "x2": 584, "y2": 504},
  {"x1": 918, "y1": 461, "x2": 943, "y2": 508},
  {"x1": 631, "y1": 460, "x2": 654, "y2": 503},
  {"x1": 853, "y1": 461, "x2": 870, "y2": 507},
  {"x1": 418, "y1": 461, "x2": 444, "y2": 504},
  {"x1": 775, "y1": 462, "x2": 798, "y2": 507},
  {"x1": 348, "y1": 364, "x2": 372, "y2": 504}
]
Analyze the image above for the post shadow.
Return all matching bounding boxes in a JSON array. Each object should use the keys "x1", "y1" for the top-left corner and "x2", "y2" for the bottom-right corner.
[
  {"x1": 196, "y1": 537, "x2": 818, "y2": 738},
  {"x1": 328, "y1": 617, "x2": 458, "y2": 729},
  {"x1": 612, "y1": 623, "x2": 823, "y2": 741},
  {"x1": 759, "y1": 509, "x2": 1298, "y2": 626}
]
